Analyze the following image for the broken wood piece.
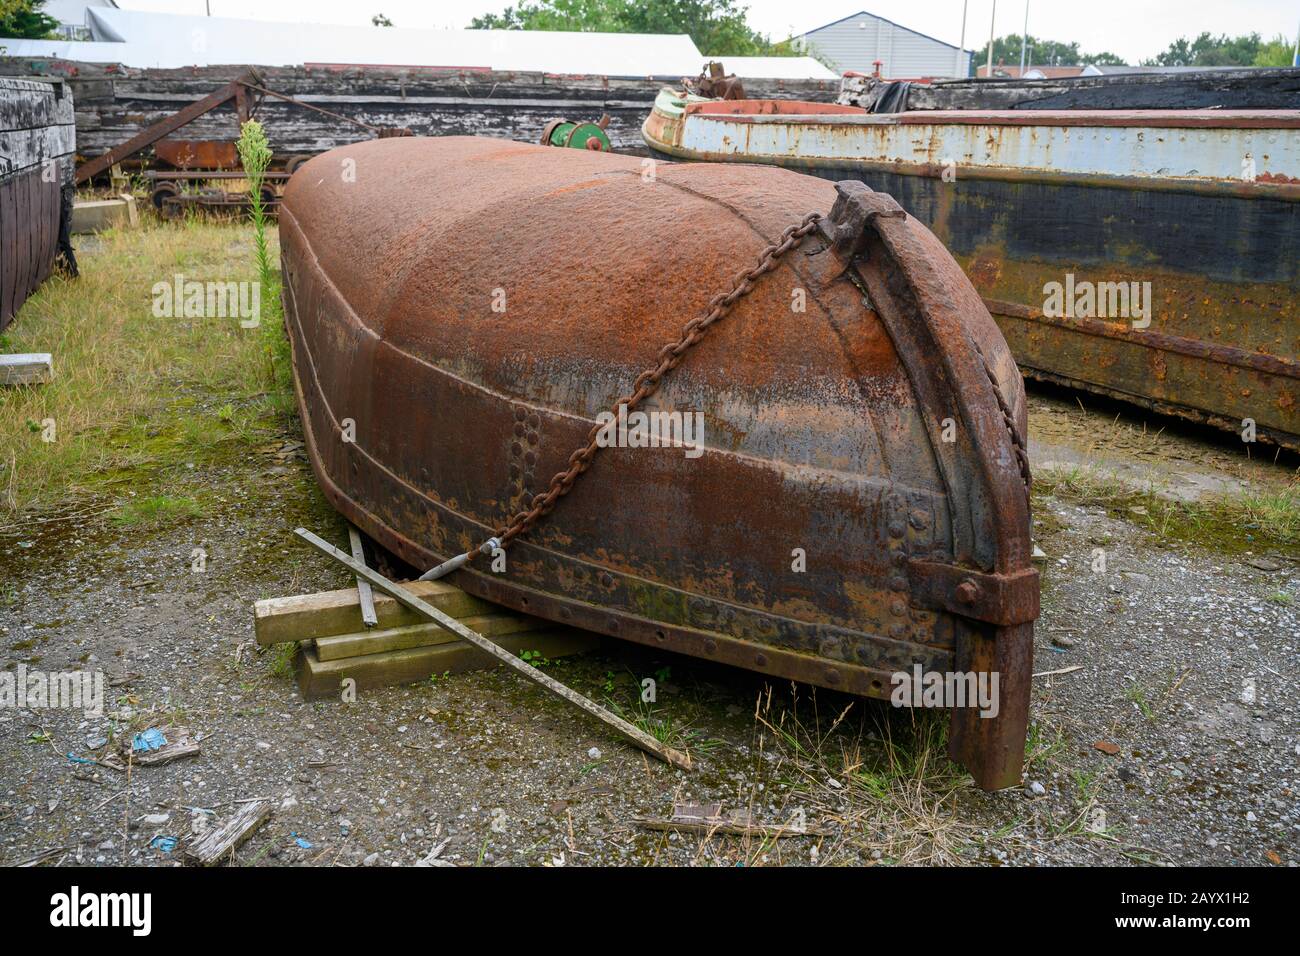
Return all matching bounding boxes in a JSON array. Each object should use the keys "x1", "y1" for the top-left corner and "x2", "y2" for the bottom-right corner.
[
  {"x1": 298, "y1": 626, "x2": 597, "y2": 698},
  {"x1": 0, "y1": 353, "x2": 53, "y2": 386},
  {"x1": 347, "y1": 524, "x2": 378, "y2": 627},
  {"x1": 1033, "y1": 664, "x2": 1085, "y2": 678},
  {"x1": 183, "y1": 798, "x2": 273, "y2": 865},
  {"x1": 114, "y1": 725, "x2": 200, "y2": 767},
  {"x1": 294, "y1": 527, "x2": 693, "y2": 771},
  {"x1": 635, "y1": 803, "x2": 826, "y2": 839},
  {"x1": 313, "y1": 610, "x2": 549, "y2": 661},
  {"x1": 254, "y1": 578, "x2": 493, "y2": 645}
]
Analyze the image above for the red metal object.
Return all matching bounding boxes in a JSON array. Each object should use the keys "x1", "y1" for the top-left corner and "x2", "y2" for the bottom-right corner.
[
  {"x1": 278, "y1": 136, "x2": 1039, "y2": 789},
  {"x1": 153, "y1": 139, "x2": 241, "y2": 170}
]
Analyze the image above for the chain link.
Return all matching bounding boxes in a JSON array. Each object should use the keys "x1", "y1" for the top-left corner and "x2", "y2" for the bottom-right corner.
[
  {"x1": 974, "y1": 342, "x2": 1033, "y2": 504},
  {"x1": 480, "y1": 211, "x2": 825, "y2": 553}
]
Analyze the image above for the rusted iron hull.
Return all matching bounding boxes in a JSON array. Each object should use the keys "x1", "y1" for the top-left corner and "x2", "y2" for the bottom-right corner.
[
  {"x1": 279, "y1": 136, "x2": 1038, "y2": 788},
  {"x1": 645, "y1": 105, "x2": 1300, "y2": 447}
]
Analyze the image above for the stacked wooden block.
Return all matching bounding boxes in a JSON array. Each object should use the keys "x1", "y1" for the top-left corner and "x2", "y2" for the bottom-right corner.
[{"x1": 254, "y1": 580, "x2": 599, "y2": 700}]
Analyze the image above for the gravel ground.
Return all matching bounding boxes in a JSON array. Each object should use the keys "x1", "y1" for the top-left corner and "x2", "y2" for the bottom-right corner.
[{"x1": 1, "y1": 394, "x2": 1296, "y2": 867}]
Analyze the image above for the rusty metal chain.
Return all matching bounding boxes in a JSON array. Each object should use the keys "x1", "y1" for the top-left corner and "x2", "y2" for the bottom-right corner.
[
  {"x1": 480, "y1": 210, "x2": 825, "y2": 553},
  {"x1": 974, "y1": 342, "x2": 1032, "y2": 503}
]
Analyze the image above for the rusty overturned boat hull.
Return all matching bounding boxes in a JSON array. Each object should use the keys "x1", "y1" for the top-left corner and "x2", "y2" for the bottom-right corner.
[
  {"x1": 644, "y1": 94, "x2": 1300, "y2": 447},
  {"x1": 279, "y1": 136, "x2": 1039, "y2": 788}
]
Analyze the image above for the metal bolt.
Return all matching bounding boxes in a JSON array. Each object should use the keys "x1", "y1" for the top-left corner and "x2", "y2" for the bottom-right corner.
[{"x1": 955, "y1": 580, "x2": 979, "y2": 605}]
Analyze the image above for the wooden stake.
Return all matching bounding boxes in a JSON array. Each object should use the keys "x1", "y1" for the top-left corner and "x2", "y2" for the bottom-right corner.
[
  {"x1": 347, "y1": 524, "x2": 378, "y2": 627},
  {"x1": 294, "y1": 527, "x2": 693, "y2": 771}
]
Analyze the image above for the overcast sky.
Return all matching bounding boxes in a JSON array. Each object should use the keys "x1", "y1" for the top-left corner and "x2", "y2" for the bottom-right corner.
[{"x1": 116, "y1": 1, "x2": 1300, "y2": 65}]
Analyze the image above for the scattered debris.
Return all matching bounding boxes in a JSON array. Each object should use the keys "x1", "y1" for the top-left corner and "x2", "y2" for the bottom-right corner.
[
  {"x1": 183, "y1": 798, "x2": 274, "y2": 866},
  {"x1": 149, "y1": 836, "x2": 178, "y2": 853},
  {"x1": 1033, "y1": 664, "x2": 1085, "y2": 678},
  {"x1": 1093, "y1": 740, "x2": 1122, "y2": 756},
  {"x1": 1245, "y1": 555, "x2": 1284, "y2": 572},
  {"x1": 634, "y1": 802, "x2": 826, "y2": 838},
  {"x1": 0, "y1": 353, "x2": 54, "y2": 386},
  {"x1": 111, "y1": 725, "x2": 201, "y2": 767},
  {"x1": 415, "y1": 839, "x2": 454, "y2": 867},
  {"x1": 14, "y1": 846, "x2": 67, "y2": 867},
  {"x1": 132, "y1": 727, "x2": 168, "y2": 752}
]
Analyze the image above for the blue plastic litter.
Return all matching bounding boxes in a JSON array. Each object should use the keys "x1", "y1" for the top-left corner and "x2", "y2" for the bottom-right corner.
[
  {"x1": 291, "y1": 832, "x2": 313, "y2": 850},
  {"x1": 150, "y1": 836, "x2": 177, "y2": 853},
  {"x1": 66, "y1": 753, "x2": 96, "y2": 764},
  {"x1": 132, "y1": 728, "x2": 168, "y2": 752}
]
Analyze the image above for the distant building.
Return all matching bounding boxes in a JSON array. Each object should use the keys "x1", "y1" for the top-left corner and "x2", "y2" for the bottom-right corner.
[
  {"x1": 794, "y1": 10, "x2": 971, "y2": 79},
  {"x1": 42, "y1": 0, "x2": 117, "y2": 41},
  {"x1": 976, "y1": 64, "x2": 1087, "y2": 79}
]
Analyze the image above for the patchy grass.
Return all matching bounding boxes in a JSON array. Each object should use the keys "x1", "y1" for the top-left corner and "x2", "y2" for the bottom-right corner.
[
  {"x1": 111, "y1": 494, "x2": 206, "y2": 528},
  {"x1": 736, "y1": 686, "x2": 981, "y2": 865},
  {"x1": 0, "y1": 216, "x2": 293, "y2": 520},
  {"x1": 1034, "y1": 465, "x2": 1300, "y2": 554}
]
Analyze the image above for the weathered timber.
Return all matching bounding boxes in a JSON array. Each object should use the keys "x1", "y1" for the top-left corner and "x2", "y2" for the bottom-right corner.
[
  {"x1": 295, "y1": 527, "x2": 693, "y2": 770},
  {"x1": 0, "y1": 77, "x2": 76, "y2": 330},
  {"x1": 254, "y1": 578, "x2": 493, "y2": 644},
  {"x1": 183, "y1": 798, "x2": 273, "y2": 866},
  {"x1": 70, "y1": 196, "x2": 135, "y2": 233},
  {"x1": 297, "y1": 626, "x2": 599, "y2": 699},
  {"x1": 841, "y1": 67, "x2": 1300, "y2": 112},
  {"x1": 314, "y1": 611, "x2": 550, "y2": 661},
  {"x1": 0, "y1": 353, "x2": 53, "y2": 386},
  {"x1": 6, "y1": 60, "x2": 837, "y2": 161}
]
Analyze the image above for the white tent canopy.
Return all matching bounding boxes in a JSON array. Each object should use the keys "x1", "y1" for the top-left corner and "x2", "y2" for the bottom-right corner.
[{"x1": 1, "y1": 7, "x2": 837, "y2": 79}]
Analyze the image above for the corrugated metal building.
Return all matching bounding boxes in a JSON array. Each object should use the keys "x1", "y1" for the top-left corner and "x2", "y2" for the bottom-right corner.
[{"x1": 796, "y1": 10, "x2": 971, "y2": 79}]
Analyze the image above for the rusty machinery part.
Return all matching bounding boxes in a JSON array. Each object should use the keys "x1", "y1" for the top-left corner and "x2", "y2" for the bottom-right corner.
[
  {"x1": 692, "y1": 61, "x2": 746, "y2": 101},
  {"x1": 284, "y1": 154, "x2": 313, "y2": 175},
  {"x1": 154, "y1": 138, "x2": 240, "y2": 170},
  {"x1": 480, "y1": 211, "x2": 824, "y2": 556},
  {"x1": 149, "y1": 181, "x2": 181, "y2": 219},
  {"x1": 539, "y1": 116, "x2": 612, "y2": 151}
]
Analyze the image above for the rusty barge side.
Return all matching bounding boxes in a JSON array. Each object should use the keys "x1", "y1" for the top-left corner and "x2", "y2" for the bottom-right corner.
[
  {"x1": 278, "y1": 136, "x2": 1039, "y2": 789},
  {"x1": 644, "y1": 100, "x2": 1300, "y2": 447}
]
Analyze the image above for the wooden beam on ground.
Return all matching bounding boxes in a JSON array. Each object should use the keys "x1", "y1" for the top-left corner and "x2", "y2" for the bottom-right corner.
[
  {"x1": 294, "y1": 527, "x2": 694, "y2": 771},
  {"x1": 253, "y1": 578, "x2": 493, "y2": 645},
  {"x1": 183, "y1": 798, "x2": 273, "y2": 866},
  {"x1": 314, "y1": 611, "x2": 548, "y2": 661},
  {"x1": 298, "y1": 626, "x2": 598, "y2": 699},
  {"x1": 347, "y1": 524, "x2": 378, "y2": 627},
  {"x1": 0, "y1": 353, "x2": 53, "y2": 386}
]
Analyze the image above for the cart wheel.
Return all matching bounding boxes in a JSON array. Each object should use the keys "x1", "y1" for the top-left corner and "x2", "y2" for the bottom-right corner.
[
  {"x1": 259, "y1": 186, "x2": 277, "y2": 208},
  {"x1": 150, "y1": 182, "x2": 180, "y2": 220},
  {"x1": 284, "y1": 154, "x2": 311, "y2": 176}
]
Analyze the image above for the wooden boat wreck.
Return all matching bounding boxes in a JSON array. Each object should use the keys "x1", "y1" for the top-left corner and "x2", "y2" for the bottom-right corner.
[
  {"x1": 644, "y1": 93, "x2": 1300, "y2": 448},
  {"x1": 279, "y1": 136, "x2": 1040, "y2": 789}
]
